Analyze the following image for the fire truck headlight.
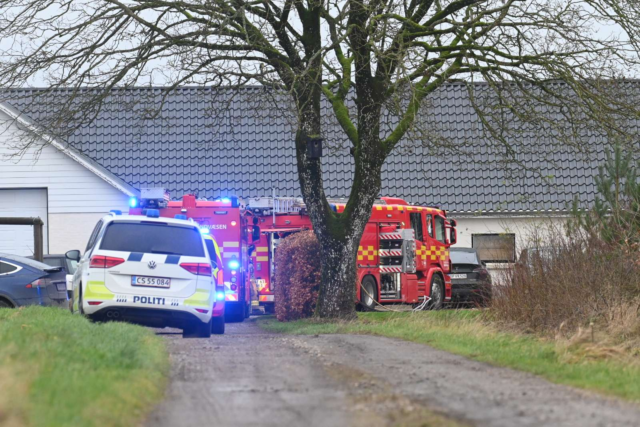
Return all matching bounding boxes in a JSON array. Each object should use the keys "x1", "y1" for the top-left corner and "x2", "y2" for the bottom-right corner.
[
  {"x1": 129, "y1": 197, "x2": 138, "y2": 208},
  {"x1": 216, "y1": 292, "x2": 225, "y2": 300},
  {"x1": 228, "y1": 258, "x2": 240, "y2": 270}
]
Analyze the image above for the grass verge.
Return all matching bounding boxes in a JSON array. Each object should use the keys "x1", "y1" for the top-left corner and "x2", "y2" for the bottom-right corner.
[
  {"x1": 259, "y1": 310, "x2": 640, "y2": 402},
  {"x1": 0, "y1": 306, "x2": 169, "y2": 427}
]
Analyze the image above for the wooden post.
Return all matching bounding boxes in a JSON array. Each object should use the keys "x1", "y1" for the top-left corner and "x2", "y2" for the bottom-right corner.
[
  {"x1": 0, "y1": 217, "x2": 45, "y2": 260},
  {"x1": 33, "y1": 218, "x2": 44, "y2": 262}
]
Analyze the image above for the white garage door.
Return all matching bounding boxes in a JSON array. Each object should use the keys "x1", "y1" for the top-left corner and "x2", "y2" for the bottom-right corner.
[{"x1": 0, "y1": 189, "x2": 48, "y2": 256}]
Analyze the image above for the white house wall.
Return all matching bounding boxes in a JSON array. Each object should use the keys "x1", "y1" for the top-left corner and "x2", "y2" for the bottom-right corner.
[
  {"x1": 452, "y1": 214, "x2": 568, "y2": 283},
  {"x1": 0, "y1": 110, "x2": 129, "y2": 254},
  {"x1": 453, "y1": 215, "x2": 568, "y2": 250}
]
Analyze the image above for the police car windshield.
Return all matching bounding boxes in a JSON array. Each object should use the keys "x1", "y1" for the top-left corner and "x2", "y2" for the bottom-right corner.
[{"x1": 100, "y1": 223, "x2": 205, "y2": 257}]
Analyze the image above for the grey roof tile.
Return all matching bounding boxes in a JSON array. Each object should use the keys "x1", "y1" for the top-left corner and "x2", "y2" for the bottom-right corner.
[{"x1": 2, "y1": 84, "x2": 638, "y2": 213}]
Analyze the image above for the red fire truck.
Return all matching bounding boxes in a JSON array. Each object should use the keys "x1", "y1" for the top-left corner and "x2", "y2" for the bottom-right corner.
[
  {"x1": 247, "y1": 196, "x2": 458, "y2": 311},
  {"x1": 130, "y1": 189, "x2": 255, "y2": 322}
]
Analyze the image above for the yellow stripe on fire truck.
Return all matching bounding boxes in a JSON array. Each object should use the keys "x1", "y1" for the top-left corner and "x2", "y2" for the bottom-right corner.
[
  {"x1": 251, "y1": 247, "x2": 269, "y2": 262},
  {"x1": 373, "y1": 205, "x2": 436, "y2": 212},
  {"x1": 357, "y1": 245, "x2": 377, "y2": 261},
  {"x1": 416, "y1": 246, "x2": 449, "y2": 262}
]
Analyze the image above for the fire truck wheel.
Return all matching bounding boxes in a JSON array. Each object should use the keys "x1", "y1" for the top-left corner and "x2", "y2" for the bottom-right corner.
[
  {"x1": 360, "y1": 276, "x2": 378, "y2": 312},
  {"x1": 212, "y1": 317, "x2": 225, "y2": 335},
  {"x1": 427, "y1": 275, "x2": 444, "y2": 310},
  {"x1": 225, "y1": 305, "x2": 245, "y2": 323}
]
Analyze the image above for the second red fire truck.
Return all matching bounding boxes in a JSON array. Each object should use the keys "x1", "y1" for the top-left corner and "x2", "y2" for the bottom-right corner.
[{"x1": 247, "y1": 196, "x2": 457, "y2": 311}]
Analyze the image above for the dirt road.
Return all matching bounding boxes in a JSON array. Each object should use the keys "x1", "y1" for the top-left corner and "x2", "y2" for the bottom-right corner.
[{"x1": 146, "y1": 318, "x2": 640, "y2": 427}]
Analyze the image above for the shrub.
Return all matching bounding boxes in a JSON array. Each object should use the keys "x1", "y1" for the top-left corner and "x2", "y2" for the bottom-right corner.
[
  {"x1": 492, "y1": 224, "x2": 640, "y2": 338},
  {"x1": 274, "y1": 230, "x2": 322, "y2": 321}
]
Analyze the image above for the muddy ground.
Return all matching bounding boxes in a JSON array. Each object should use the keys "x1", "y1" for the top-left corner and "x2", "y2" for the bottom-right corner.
[{"x1": 145, "y1": 318, "x2": 640, "y2": 427}]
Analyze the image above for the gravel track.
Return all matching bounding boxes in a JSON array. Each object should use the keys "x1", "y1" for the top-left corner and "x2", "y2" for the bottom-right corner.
[{"x1": 145, "y1": 318, "x2": 640, "y2": 427}]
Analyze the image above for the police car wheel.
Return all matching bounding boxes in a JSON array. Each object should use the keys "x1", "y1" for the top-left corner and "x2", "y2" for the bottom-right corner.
[
  {"x1": 183, "y1": 319, "x2": 212, "y2": 339},
  {"x1": 212, "y1": 317, "x2": 225, "y2": 335},
  {"x1": 78, "y1": 286, "x2": 85, "y2": 315}
]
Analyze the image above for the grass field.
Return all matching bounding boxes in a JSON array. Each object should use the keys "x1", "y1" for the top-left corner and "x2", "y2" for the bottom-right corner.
[
  {"x1": 259, "y1": 310, "x2": 640, "y2": 402},
  {"x1": 0, "y1": 307, "x2": 169, "y2": 427}
]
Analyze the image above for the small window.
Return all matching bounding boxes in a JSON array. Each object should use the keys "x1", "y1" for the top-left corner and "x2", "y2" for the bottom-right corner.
[
  {"x1": 65, "y1": 259, "x2": 78, "y2": 275},
  {"x1": 410, "y1": 213, "x2": 423, "y2": 241},
  {"x1": 472, "y1": 234, "x2": 516, "y2": 263},
  {"x1": 204, "y1": 240, "x2": 219, "y2": 269},
  {"x1": 0, "y1": 261, "x2": 19, "y2": 274},
  {"x1": 85, "y1": 220, "x2": 104, "y2": 252},
  {"x1": 435, "y1": 216, "x2": 446, "y2": 243},
  {"x1": 426, "y1": 214, "x2": 433, "y2": 237}
]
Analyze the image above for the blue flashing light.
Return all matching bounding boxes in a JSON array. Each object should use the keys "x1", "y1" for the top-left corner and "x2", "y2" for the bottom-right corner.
[
  {"x1": 110, "y1": 210, "x2": 122, "y2": 215},
  {"x1": 199, "y1": 227, "x2": 210, "y2": 235},
  {"x1": 129, "y1": 197, "x2": 138, "y2": 208},
  {"x1": 146, "y1": 209, "x2": 160, "y2": 218},
  {"x1": 174, "y1": 214, "x2": 187, "y2": 220},
  {"x1": 221, "y1": 197, "x2": 231, "y2": 203},
  {"x1": 216, "y1": 292, "x2": 225, "y2": 300},
  {"x1": 228, "y1": 259, "x2": 240, "y2": 270}
]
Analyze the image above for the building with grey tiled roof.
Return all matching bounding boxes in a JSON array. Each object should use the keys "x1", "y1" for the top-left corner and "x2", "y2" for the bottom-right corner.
[{"x1": 0, "y1": 84, "x2": 635, "y2": 264}]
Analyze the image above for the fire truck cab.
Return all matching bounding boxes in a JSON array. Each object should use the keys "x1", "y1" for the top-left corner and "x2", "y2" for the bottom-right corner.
[
  {"x1": 347, "y1": 197, "x2": 456, "y2": 309},
  {"x1": 130, "y1": 189, "x2": 252, "y2": 322}
]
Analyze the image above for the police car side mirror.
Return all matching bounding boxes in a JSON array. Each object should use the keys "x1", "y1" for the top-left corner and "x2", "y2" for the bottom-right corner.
[
  {"x1": 252, "y1": 225, "x2": 261, "y2": 242},
  {"x1": 65, "y1": 249, "x2": 81, "y2": 262}
]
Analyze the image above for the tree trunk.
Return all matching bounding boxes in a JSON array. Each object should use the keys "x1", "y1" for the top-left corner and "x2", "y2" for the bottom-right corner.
[
  {"x1": 295, "y1": 104, "x2": 385, "y2": 318},
  {"x1": 314, "y1": 232, "x2": 360, "y2": 319}
]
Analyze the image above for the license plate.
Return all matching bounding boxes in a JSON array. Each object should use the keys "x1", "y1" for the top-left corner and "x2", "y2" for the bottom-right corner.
[
  {"x1": 131, "y1": 276, "x2": 171, "y2": 288},
  {"x1": 450, "y1": 274, "x2": 467, "y2": 279}
]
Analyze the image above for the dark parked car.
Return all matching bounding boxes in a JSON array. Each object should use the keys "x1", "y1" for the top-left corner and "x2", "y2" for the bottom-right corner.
[
  {"x1": 28, "y1": 251, "x2": 79, "y2": 299},
  {"x1": 0, "y1": 253, "x2": 68, "y2": 308},
  {"x1": 449, "y1": 248, "x2": 492, "y2": 306}
]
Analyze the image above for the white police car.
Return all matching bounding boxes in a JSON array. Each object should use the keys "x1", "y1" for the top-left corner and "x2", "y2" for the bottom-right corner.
[{"x1": 71, "y1": 210, "x2": 219, "y2": 338}]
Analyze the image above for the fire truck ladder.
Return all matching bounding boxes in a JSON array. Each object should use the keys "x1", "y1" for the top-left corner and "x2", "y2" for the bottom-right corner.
[
  {"x1": 378, "y1": 228, "x2": 416, "y2": 300},
  {"x1": 246, "y1": 195, "x2": 305, "y2": 216}
]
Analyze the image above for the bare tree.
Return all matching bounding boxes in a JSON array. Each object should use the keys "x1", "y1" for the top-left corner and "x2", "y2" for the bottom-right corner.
[{"x1": 1, "y1": 0, "x2": 640, "y2": 318}]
